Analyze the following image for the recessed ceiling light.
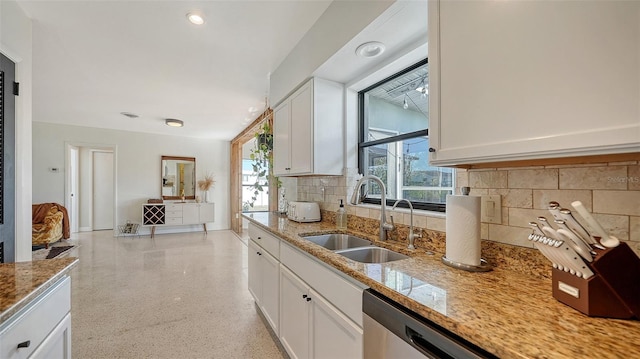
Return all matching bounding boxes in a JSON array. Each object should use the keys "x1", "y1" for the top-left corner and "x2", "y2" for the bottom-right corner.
[
  {"x1": 355, "y1": 41, "x2": 386, "y2": 58},
  {"x1": 187, "y1": 12, "x2": 205, "y2": 25},
  {"x1": 165, "y1": 119, "x2": 184, "y2": 127},
  {"x1": 120, "y1": 112, "x2": 139, "y2": 119}
]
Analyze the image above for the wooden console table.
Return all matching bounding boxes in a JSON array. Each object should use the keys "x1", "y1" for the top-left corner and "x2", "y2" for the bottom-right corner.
[{"x1": 142, "y1": 202, "x2": 214, "y2": 238}]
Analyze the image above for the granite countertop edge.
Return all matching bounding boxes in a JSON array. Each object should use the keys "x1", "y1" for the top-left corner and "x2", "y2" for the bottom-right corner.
[{"x1": 0, "y1": 257, "x2": 79, "y2": 325}]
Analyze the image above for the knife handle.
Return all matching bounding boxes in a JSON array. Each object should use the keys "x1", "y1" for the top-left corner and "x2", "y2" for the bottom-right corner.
[
  {"x1": 559, "y1": 208, "x2": 596, "y2": 245},
  {"x1": 571, "y1": 201, "x2": 620, "y2": 248}
]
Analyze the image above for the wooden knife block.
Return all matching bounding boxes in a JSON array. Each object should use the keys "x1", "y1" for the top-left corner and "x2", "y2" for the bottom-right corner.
[{"x1": 551, "y1": 242, "x2": 640, "y2": 319}]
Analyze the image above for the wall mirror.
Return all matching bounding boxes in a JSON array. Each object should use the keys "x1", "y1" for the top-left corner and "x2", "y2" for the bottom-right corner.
[{"x1": 161, "y1": 156, "x2": 196, "y2": 200}]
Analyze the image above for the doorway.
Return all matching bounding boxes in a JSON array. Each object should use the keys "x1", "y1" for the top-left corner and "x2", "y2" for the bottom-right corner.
[
  {"x1": 92, "y1": 151, "x2": 114, "y2": 230},
  {"x1": 229, "y1": 109, "x2": 276, "y2": 234},
  {"x1": 66, "y1": 144, "x2": 116, "y2": 232},
  {"x1": 0, "y1": 53, "x2": 16, "y2": 262}
]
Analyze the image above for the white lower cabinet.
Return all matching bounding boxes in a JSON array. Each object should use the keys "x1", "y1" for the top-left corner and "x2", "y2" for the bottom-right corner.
[
  {"x1": 279, "y1": 266, "x2": 363, "y2": 359},
  {"x1": 248, "y1": 239, "x2": 280, "y2": 334},
  {"x1": 279, "y1": 266, "x2": 311, "y2": 359},
  {"x1": 310, "y1": 288, "x2": 363, "y2": 359},
  {"x1": 247, "y1": 223, "x2": 365, "y2": 359},
  {"x1": 0, "y1": 276, "x2": 71, "y2": 359},
  {"x1": 30, "y1": 313, "x2": 71, "y2": 359}
]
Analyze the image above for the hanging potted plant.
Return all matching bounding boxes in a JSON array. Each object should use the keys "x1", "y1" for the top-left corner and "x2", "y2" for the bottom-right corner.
[{"x1": 247, "y1": 122, "x2": 278, "y2": 208}]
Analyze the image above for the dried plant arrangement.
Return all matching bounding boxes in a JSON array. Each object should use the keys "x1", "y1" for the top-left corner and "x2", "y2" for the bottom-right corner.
[{"x1": 197, "y1": 173, "x2": 215, "y2": 191}]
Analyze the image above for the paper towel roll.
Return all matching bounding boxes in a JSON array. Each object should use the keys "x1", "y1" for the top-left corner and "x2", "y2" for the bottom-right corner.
[{"x1": 446, "y1": 194, "x2": 481, "y2": 266}]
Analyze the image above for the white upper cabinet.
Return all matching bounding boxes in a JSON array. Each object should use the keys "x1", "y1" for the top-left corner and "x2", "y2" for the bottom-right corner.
[
  {"x1": 428, "y1": 0, "x2": 640, "y2": 166},
  {"x1": 273, "y1": 78, "x2": 344, "y2": 176}
]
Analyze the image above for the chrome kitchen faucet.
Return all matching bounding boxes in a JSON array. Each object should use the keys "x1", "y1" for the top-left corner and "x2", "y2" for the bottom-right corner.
[
  {"x1": 350, "y1": 175, "x2": 395, "y2": 241},
  {"x1": 391, "y1": 199, "x2": 421, "y2": 249}
]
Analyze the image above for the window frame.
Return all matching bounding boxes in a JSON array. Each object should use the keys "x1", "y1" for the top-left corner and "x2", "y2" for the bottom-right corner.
[{"x1": 357, "y1": 58, "x2": 447, "y2": 213}]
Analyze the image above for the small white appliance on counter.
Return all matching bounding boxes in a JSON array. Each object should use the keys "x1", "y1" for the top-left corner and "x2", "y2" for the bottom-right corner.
[{"x1": 287, "y1": 201, "x2": 321, "y2": 223}]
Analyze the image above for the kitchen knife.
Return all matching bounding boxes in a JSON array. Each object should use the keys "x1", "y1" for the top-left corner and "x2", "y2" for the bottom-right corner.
[
  {"x1": 529, "y1": 222, "x2": 561, "y2": 269},
  {"x1": 540, "y1": 225, "x2": 576, "y2": 274},
  {"x1": 548, "y1": 202, "x2": 563, "y2": 222},
  {"x1": 554, "y1": 219, "x2": 594, "y2": 257},
  {"x1": 556, "y1": 227, "x2": 593, "y2": 262},
  {"x1": 550, "y1": 239, "x2": 594, "y2": 279},
  {"x1": 571, "y1": 201, "x2": 620, "y2": 248},
  {"x1": 558, "y1": 208, "x2": 597, "y2": 245}
]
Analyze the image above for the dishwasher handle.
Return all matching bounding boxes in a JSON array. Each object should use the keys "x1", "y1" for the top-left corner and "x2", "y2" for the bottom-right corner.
[{"x1": 406, "y1": 326, "x2": 454, "y2": 359}]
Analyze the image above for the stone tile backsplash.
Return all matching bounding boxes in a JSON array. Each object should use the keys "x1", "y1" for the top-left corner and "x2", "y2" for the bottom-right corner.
[{"x1": 291, "y1": 161, "x2": 640, "y2": 256}]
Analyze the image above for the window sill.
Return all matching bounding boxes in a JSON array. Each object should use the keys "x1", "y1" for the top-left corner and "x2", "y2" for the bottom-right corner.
[{"x1": 347, "y1": 202, "x2": 446, "y2": 219}]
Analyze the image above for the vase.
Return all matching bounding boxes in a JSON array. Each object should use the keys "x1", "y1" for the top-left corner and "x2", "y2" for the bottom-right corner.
[{"x1": 204, "y1": 191, "x2": 210, "y2": 203}]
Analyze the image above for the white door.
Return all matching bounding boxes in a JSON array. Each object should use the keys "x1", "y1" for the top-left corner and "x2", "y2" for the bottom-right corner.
[
  {"x1": 248, "y1": 240, "x2": 262, "y2": 303},
  {"x1": 310, "y1": 288, "x2": 363, "y2": 359},
  {"x1": 279, "y1": 266, "x2": 311, "y2": 359},
  {"x1": 273, "y1": 100, "x2": 291, "y2": 176},
  {"x1": 68, "y1": 146, "x2": 79, "y2": 233},
  {"x1": 92, "y1": 151, "x2": 114, "y2": 230},
  {"x1": 289, "y1": 81, "x2": 313, "y2": 174},
  {"x1": 261, "y1": 251, "x2": 280, "y2": 334}
]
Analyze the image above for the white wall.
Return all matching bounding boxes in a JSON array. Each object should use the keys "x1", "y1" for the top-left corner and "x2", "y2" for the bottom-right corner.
[
  {"x1": 1, "y1": 0, "x2": 33, "y2": 262},
  {"x1": 269, "y1": 0, "x2": 394, "y2": 106},
  {"x1": 33, "y1": 122, "x2": 230, "y2": 234}
]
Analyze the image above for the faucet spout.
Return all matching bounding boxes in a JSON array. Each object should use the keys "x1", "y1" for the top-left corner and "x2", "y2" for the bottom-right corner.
[
  {"x1": 350, "y1": 175, "x2": 394, "y2": 241},
  {"x1": 392, "y1": 199, "x2": 421, "y2": 249}
]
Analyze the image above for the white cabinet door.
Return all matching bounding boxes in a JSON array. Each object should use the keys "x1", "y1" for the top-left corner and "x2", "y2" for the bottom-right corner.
[
  {"x1": 289, "y1": 80, "x2": 313, "y2": 175},
  {"x1": 260, "y1": 251, "x2": 280, "y2": 334},
  {"x1": 273, "y1": 100, "x2": 291, "y2": 175},
  {"x1": 280, "y1": 266, "x2": 311, "y2": 359},
  {"x1": 310, "y1": 289, "x2": 363, "y2": 359},
  {"x1": 428, "y1": 0, "x2": 640, "y2": 166},
  {"x1": 198, "y1": 203, "x2": 214, "y2": 223},
  {"x1": 248, "y1": 240, "x2": 262, "y2": 303},
  {"x1": 30, "y1": 313, "x2": 71, "y2": 359},
  {"x1": 182, "y1": 204, "x2": 199, "y2": 225},
  {"x1": 273, "y1": 78, "x2": 343, "y2": 176}
]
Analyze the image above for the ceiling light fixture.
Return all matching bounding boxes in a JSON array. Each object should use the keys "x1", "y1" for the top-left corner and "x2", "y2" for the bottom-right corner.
[
  {"x1": 186, "y1": 12, "x2": 205, "y2": 25},
  {"x1": 120, "y1": 112, "x2": 139, "y2": 119},
  {"x1": 355, "y1": 41, "x2": 386, "y2": 58},
  {"x1": 415, "y1": 77, "x2": 428, "y2": 98},
  {"x1": 165, "y1": 119, "x2": 184, "y2": 127}
]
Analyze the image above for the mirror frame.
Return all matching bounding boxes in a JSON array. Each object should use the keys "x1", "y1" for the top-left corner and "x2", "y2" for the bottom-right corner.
[{"x1": 161, "y1": 156, "x2": 196, "y2": 200}]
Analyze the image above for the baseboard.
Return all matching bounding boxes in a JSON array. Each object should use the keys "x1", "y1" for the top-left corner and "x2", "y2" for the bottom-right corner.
[{"x1": 79, "y1": 227, "x2": 92, "y2": 232}]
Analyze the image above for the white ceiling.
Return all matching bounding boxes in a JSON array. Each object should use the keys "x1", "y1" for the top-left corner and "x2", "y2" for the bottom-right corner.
[{"x1": 17, "y1": 0, "x2": 333, "y2": 140}]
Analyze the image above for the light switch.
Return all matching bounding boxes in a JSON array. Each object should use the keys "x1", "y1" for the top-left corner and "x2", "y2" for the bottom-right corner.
[{"x1": 481, "y1": 195, "x2": 502, "y2": 224}]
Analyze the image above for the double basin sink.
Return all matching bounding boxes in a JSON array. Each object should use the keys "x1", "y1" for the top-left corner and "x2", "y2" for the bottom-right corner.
[{"x1": 301, "y1": 233, "x2": 409, "y2": 263}]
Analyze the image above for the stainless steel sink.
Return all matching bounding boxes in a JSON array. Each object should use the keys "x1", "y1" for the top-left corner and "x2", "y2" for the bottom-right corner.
[
  {"x1": 335, "y1": 247, "x2": 409, "y2": 263},
  {"x1": 302, "y1": 234, "x2": 373, "y2": 250}
]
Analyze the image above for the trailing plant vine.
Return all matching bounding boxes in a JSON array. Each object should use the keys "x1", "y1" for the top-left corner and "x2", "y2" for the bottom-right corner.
[{"x1": 246, "y1": 121, "x2": 279, "y2": 208}]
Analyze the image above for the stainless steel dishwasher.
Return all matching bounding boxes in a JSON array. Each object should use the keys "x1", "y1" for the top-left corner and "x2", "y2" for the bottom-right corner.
[{"x1": 363, "y1": 289, "x2": 497, "y2": 359}]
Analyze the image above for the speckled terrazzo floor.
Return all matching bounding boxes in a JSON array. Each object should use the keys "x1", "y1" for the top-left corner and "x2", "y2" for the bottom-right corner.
[{"x1": 67, "y1": 230, "x2": 285, "y2": 359}]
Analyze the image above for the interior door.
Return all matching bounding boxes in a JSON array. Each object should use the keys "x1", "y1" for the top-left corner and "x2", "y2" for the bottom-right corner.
[
  {"x1": 92, "y1": 151, "x2": 114, "y2": 230},
  {"x1": 68, "y1": 146, "x2": 79, "y2": 233},
  {"x1": 0, "y1": 53, "x2": 16, "y2": 262}
]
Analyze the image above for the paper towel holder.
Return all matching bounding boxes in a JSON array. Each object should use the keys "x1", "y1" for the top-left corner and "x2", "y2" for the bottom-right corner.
[
  {"x1": 442, "y1": 186, "x2": 493, "y2": 272},
  {"x1": 442, "y1": 256, "x2": 493, "y2": 272}
]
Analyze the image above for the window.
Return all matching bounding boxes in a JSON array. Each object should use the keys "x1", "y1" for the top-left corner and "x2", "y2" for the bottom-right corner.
[{"x1": 358, "y1": 59, "x2": 453, "y2": 212}]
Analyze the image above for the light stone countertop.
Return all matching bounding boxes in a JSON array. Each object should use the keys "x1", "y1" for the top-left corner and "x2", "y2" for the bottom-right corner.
[
  {"x1": 244, "y1": 212, "x2": 640, "y2": 359},
  {"x1": 0, "y1": 257, "x2": 78, "y2": 325}
]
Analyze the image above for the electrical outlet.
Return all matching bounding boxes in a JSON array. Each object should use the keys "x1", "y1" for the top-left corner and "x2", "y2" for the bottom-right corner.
[{"x1": 481, "y1": 195, "x2": 502, "y2": 224}]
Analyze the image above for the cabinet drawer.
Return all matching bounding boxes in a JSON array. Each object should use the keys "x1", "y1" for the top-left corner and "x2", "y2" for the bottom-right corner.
[
  {"x1": 248, "y1": 224, "x2": 280, "y2": 259},
  {"x1": 165, "y1": 217, "x2": 182, "y2": 225},
  {"x1": 0, "y1": 276, "x2": 71, "y2": 359},
  {"x1": 281, "y1": 243, "x2": 365, "y2": 326},
  {"x1": 165, "y1": 204, "x2": 182, "y2": 212},
  {"x1": 165, "y1": 210, "x2": 182, "y2": 218}
]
